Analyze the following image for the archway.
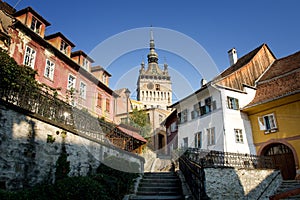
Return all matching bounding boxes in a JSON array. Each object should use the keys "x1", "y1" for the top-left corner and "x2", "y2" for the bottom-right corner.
[{"x1": 261, "y1": 143, "x2": 296, "y2": 180}]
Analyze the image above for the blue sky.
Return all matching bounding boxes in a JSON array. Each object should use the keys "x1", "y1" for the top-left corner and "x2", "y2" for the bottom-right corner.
[{"x1": 5, "y1": 0, "x2": 300, "y2": 101}]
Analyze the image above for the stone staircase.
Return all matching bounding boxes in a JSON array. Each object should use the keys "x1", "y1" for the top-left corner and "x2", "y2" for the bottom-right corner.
[
  {"x1": 129, "y1": 172, "x2": 184, "y2": 200},
  {"x1": 270, "y1": 180, "x2": 300, "y2": 199}
]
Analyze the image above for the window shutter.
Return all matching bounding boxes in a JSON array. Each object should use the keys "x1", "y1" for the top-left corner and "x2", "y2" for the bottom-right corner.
[
  {"x1": 258, "y1": 117, "x2": 266, "y2": 130},
  {"x1": 212, "y1": 101, "x2": 217, "y2": 110}
]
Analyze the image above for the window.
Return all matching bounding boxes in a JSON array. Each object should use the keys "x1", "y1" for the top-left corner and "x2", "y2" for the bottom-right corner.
[
  {"x1": 67, "y1": 74, "x2": 76, "y2": 90},
  {"x1": 121, "y1": 117, "x2": 127, "y2": 124},
  {"x1": 23, "y1": 46, "x2": 36, "y2": 68},
  {"x1": 207, "y1": 127, "x2": 215, "y2": 145},
  {"x1": 79, "y1": 82, "x2": 87, "y2": 99},
  {"x1": 200, "y1": 97, "x2": 216, "y2": 115},
  {"x1": 192, "y1": 103, "x2": 201, "y2": 119},
  {"x1": 97, "y1": 93, "x2": 102, "y2": 108},
  {"x1": 234, "y1": 129, "x2": 244, "y2": 143},
  {"x1": 258, "y1": 113, "x2": 277, "y2": 133},
  {"x1": 82, "y1": 58, "x2": 89, "y2": 70},
  {"x1": 227, "y1": 96, "x2": 239, "y2": 110},
  {"x1": 60, "y1": 40, "x2": 69, "y2": 54},
  {"x1": 194, "y1": 132, "x2": 202, "y2": 148},
  {"x1": 178, "y1": 109, "x2": 188, "y2": 123},
  {"x1": 170, "y1": 122, "x2": 177, "y2": 132},
  {"x1": 105, "y1": 99, "x2": 110, "y2": 112},
  {"x1": 44, "y1": 59, "x2": 55, "y2": 80},
  {"x1": 155, "y1": 84, "x2": 160, "y2": 91},
  {"x1": 102, "y1": 74, "x2": 107, "y2": 84},
  {"x1": 30, "y1": 17, "x2": 41, "y2": 34}
]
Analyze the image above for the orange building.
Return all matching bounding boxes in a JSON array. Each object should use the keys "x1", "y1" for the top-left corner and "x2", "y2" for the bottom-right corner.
[{"x1": 243, "y1": 51, "x2": 300, "y2": 180}]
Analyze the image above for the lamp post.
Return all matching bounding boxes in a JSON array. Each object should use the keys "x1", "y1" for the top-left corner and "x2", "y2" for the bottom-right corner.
[{"x1": 124, "y1": 88, "x2": 131, "y2": 124}]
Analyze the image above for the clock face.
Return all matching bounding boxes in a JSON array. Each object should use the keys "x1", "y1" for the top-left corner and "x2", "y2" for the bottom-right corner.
[{"x1": 147, "y1": 82, "x2": 154, "y2": 89}]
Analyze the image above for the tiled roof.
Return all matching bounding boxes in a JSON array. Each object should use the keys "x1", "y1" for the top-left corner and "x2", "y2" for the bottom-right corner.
[
  {"x1": 245, "y1": 51, "x2": 300, "y2": 107},
  {"x1": 259, "y1": 51, "x2": 300, "y2": 81},
  {"x1": 117, "y1": 125, "x2": 147, "y2": 143}
]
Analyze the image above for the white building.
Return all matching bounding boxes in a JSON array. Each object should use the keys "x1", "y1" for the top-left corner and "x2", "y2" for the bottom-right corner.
[{"x1": 169, "y1": 44, "x2": 276, "y2": 154}]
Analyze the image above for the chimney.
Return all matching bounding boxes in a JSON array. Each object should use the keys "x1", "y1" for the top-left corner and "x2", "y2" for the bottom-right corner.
[
  {"x1": 201, "y1": 78, "x2": 207, "y2": 87},
  {"x1": 228, "y1": 48, "x2": 238, "y2": 66}
]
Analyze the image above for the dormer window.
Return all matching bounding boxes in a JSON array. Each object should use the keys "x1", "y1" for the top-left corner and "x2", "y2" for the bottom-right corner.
[
  {"x1": 30, "y1": 17, "x2": 42, "y2": 34},
  {"x1": 82, "y1": 58, "x2": 89, "y2": 70},
  {"x1": 102, "y1": 74, "x2": 107, "y2": 84},
  {"x1": 60, "y1": 40, "x2": 69, "y2": 54}
]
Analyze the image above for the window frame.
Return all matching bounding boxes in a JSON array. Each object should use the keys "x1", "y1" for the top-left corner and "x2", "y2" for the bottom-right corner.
[
  {"x1": 258, "y1": 113, "x2": 278, "y2": 133},
  {"x1": 105, "y1": 98, "x2": 110, "y2": 113},
  {"x1": 207, "y1": 127, "x2": 215, "y2": 146},
  {"x1": 178, "y1": 109, "x2": 188, "y2": 123},
  {"x1": 97, "y1": 93, "x2": 102, "y2": 108},
  {"x1": 44, "y1": 59, "x2": 55, "y2": 80},
  {"x1": 23, "y1": 46, "x2": 36, "y2": 69},
  {"x1": 67, "y1": 74, "x2": 76, "y2": 90},
  {"x1": 82, "y1": 58, "x2": 89, "y2": 70},
  {"x1": 194, "y1": 132, "x2": 202, "y2": 148},
  {"x1": 60, "y1": 40, "x2": 69, "y2": 54},
  {"x1": 30, "y1": 16, "x2": 42, "y2": 34},
  {"x1": 227, "y1": 96, "x2": 240, "y2": 110},
  {"x1": 79, "y1": 81, "x2": 87, "y2": 99},
  {"x1": 234, "y1": 129, "x2": 244, "y2": 143}
]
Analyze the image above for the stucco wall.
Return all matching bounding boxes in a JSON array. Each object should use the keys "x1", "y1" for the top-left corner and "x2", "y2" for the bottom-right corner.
[
  {"x1": 205, "y1": 167, "x2": 282, "y2": 200},
  {"x1": 0, "y1": 103, "x2": 144, "y2": 190}
]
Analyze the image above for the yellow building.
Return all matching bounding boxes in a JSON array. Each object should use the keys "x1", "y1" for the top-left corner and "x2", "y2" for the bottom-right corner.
[{"x1": 243, "y1": 51, "x2": 300, "y2": 180}]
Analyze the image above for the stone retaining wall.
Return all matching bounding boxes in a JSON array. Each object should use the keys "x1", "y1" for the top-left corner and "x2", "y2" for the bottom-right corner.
[
  {"x1": 0, "y1": 103, "x2": 144, "y2": 190},
  {"x1": 205, "y1": 167, "x2": 282, "y2": 200}
]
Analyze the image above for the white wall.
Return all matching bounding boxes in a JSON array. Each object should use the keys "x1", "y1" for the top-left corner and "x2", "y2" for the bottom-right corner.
[
  {"x1": 221, "y1": 86, "x2": 256, "y2": 154},
  {"x1": 175, "y1": 84, "x2": 257, "y2": 155}
]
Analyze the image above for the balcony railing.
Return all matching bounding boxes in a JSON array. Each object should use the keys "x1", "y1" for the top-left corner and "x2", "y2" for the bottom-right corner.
[
  {"x1": 178, "y1": 148, "x2": 276, "y2": 200},
  {"x1": 0, "y1": 86, "x2": 142, "y2": 152}
]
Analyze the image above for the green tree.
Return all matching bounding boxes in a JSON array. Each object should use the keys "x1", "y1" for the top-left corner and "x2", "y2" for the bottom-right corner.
[
  {"x1": 129, "y1": 108, "x2": 152, "y2": 139},
  {"x1": 0, "y1": 49, "x2": 39, "y2": 92}
]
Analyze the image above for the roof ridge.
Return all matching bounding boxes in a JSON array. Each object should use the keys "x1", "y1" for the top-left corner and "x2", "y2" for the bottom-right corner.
[{"x1": 214, "y1": 43, "x2": 266, "y2": 81}]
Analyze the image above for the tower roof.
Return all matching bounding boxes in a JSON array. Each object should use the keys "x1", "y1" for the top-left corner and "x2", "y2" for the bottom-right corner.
[{"x1": 147, "y1": 29, "x2": 158, "y2": 64}]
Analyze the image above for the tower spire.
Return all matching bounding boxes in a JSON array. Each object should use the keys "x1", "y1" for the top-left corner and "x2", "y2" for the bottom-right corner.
[{"x1": 147, "y1": 28, "x2": 158, "y2": 63}]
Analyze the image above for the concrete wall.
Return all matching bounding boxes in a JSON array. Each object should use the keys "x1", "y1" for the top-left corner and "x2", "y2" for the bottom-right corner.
[
  {"x1": 0, "y1": 103, "x2": 144, "y2": 190},
  {"x1": 205, "y1": 167, "x2": 282, "y2": 200}
]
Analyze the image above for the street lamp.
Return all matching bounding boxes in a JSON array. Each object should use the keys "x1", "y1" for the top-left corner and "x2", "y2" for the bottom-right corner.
[{"x1": 124, "y1": 88, "x2": 131, "y2": 124}]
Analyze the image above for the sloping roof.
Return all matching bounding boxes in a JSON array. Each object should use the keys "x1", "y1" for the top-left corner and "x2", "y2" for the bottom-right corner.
[
  {"x1": 71, "y1": 50, "x2": 94, "y2": 63},
  {"x1": 213, "y1": 43, "x2": 276, "y2": 91},
  {"x1": 215, "y1": 44, "x2": 265, "y2": 80},
  {"x1": 91, "y1": 65, "x2": 112, "y2": 77},
  {"x1": 44, "y1": 32, "x2": 75, "y2": 47},
  {"x1": 117, "y1": 125, "x2": 147, "y2": 143},
  {"x1": 13, "y1": 7, "x2": 50, "y2": 26},
  {"x1": 245, "y1": 51, "x2": 300, "y2": 108}
]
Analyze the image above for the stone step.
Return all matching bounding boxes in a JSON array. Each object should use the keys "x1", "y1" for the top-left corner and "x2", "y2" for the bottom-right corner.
[
  {"x1": 129, "y1": 172, "x2": 183, "y2": 200},
  {"x1": 129, "y1": 195, "x2": 184, "y2": 200},
  {"x1": 139, "y1": 182, "x2": 181, "y2": 188},
  {"x1": 143, "y1": 172, "x2": 176, "y2": 176},
  {"x1": 138, "y1": 186, "x2": 181, "y2": 193},
  {"x1": 271, "y1": 180, "x2": 300, "y2": 199},
  {"x1": 136, "y1": 191, "x2": 182, "y2": 196}
]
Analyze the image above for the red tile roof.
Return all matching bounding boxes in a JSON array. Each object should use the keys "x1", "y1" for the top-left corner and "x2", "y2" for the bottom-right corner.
[
  {"x1": 245, "y1": 51, "x2": 300, "y2": 107},
  {"x1": 117, "y1": 125, "x2": 147, "y2": 143}
]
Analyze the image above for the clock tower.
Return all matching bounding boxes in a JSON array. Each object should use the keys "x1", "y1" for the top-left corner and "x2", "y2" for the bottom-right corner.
[{"x1": 136, "y1": 31, "x2": 172, "y2": 110}]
